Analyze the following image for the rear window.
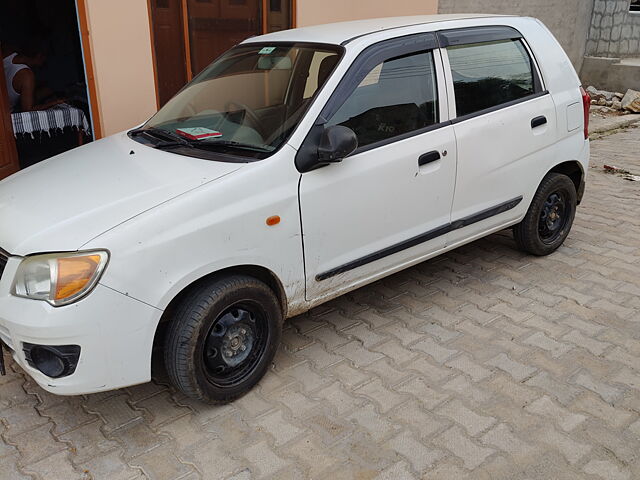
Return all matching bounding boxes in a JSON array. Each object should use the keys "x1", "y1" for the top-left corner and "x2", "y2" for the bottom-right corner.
[{"x1": 447, "y1": 39, "x2": 535, "y2": 117}]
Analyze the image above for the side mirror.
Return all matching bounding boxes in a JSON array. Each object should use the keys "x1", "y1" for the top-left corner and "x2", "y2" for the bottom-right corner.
[{"x1": 317, "y1": 125, "x2": 358, "y2": 163}]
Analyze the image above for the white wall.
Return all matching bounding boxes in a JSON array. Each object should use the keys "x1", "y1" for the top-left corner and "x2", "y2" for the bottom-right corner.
[
  {"x1": 84, "y1": 0, "x2": 158, "y2": 136},
  {"x1": 297, "y1": 0, "x2": 439, "y2": 27}
]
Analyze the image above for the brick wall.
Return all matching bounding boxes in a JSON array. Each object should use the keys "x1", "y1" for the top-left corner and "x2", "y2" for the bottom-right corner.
[{"x1": 587, "y1": 0, "x2": 640, "y2": 58}]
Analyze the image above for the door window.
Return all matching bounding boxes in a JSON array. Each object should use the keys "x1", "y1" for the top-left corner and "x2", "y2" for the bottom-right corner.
[
  {"x1": 447, "y1": 39, "x2": 535, "y2": 117},
  {"x1": 326, "y1": 51, "x2": 439, "y2": 149}
]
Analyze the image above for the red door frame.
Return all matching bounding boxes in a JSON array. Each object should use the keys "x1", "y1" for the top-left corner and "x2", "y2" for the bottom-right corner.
[
  {"x1": 0, "y1": 56, "x2": 20, "y2": 180},
  {"x1": 76, "y1": 0, "x2": 103, "y2": 139}
]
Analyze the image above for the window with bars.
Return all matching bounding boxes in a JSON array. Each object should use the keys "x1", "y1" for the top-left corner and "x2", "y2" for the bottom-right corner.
[{"x1": 631, "y1": 1, "x2": 640, "y2": 12}]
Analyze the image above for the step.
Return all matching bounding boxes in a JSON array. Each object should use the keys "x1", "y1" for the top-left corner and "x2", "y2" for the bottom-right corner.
[{"x1": 580, "y1": 56, "x2": 640, "y2": 92}]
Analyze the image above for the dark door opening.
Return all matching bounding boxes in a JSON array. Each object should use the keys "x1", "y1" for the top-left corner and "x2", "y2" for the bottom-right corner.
[{"x1": 0, "y1": 0, "x2": 94, "y2": 173}]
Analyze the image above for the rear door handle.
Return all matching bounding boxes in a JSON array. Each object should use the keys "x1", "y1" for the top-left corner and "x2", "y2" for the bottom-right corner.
[
  {"x1": 531, "y1": 116, "x2": 547, "y2": 129},
  {"x1": 418, "y1": 150, "x2": 441, "y2": 166}
]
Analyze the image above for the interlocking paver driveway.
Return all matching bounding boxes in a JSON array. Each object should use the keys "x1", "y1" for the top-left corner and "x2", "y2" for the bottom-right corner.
[{"x1": 1, "y1": 126, "x2": 639, "y2": 480}]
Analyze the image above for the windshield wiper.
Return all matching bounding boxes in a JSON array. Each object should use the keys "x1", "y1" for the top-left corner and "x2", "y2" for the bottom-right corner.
[
  {"x1": 195, "y1": 140, "x2": 273, "y2": 153},
  {"x1": 130, "y1": 128, "x2": 272, "y2": 154},
  {"x1": 129, "y1": 127, "x2": 193, "y2": 148}
]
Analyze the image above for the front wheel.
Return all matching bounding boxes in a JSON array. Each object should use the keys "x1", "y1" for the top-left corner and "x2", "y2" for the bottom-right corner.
[
  {"x1": 164, "y1": 275, "x2": 282, "y2": 403},
  {"x1": 513, "y1": 173, "x2": 577, "y2": 256}
]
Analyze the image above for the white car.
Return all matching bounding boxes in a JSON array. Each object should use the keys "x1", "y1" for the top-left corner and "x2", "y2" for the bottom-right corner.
[{"x1": 0, "y1": 14, "x2": 590, "y2": 403}]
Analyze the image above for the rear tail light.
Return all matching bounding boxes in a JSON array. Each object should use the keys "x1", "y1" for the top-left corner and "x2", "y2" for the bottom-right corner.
[{"x1": 581, "y1": 86, "x2": 591, "y2": 139}]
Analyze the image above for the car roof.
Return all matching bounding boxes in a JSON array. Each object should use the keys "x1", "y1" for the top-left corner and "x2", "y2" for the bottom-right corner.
[{"x1": 242, "y1": 14, "x2": 512, "y2": 46}]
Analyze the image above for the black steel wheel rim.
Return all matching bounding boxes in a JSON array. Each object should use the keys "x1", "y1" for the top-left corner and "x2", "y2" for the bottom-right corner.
[
  {"x1": 202, "y1": 302, "x2": 268, "y2": 388},
  {"x1": 538, "y1": 191, "x2": 568, "y2": 244}
]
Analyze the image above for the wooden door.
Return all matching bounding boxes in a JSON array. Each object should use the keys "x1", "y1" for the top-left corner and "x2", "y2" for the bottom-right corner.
[
  {"x1": 266, "y1": 0, "x2": 291, "y2": 33},
  {"x1": 150, "y1": 0, "x2": 293, "y2": 106},
  {"x1": 0, "y1": 56, "x2": 20, "y2": 180},
  {"x1": 187, "y1": 0, "x2": 261, "y2": 76},
  {"x1": 149, "y1": 0, "x2": 189, "y2": 106}
]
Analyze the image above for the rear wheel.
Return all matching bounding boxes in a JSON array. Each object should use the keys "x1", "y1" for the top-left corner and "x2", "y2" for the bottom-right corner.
[
  {"x1": 164, "y1": 275, "x2": 282, "y2": 403},
  {"x1": 513, "y1": 173, "x2": 577, "y2": 256}
]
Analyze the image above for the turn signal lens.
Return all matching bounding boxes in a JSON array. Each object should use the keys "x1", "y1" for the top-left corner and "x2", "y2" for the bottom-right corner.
[
  {"x1": 12, "y1": 251, "x2": 109, "y2": 306},
  {"x1": 266, "y1": 215, "x2": 281, "y2": 226},
  {"x1": 55, "y1": 255, "x2": 103, "y2": 301}
]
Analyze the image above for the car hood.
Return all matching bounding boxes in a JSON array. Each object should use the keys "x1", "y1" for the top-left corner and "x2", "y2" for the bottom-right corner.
[{"x1": 0, "y1": 133, "x2": 243, "y2": 256}]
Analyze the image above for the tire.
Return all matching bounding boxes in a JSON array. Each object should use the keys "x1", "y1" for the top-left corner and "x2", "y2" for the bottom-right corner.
[
  {"x1": 164, "y1": 275, "x2": 282, "y2": 404},
  {"x1": 513, "y1": 173, "x2": 577, "y2": 256}
]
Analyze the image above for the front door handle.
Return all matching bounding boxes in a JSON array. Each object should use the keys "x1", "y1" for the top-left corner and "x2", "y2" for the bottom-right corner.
[
  {"x1": 531, "y1": 116, "x2": 547, "y2": 129},
  {"x1": 418, "y1": 150, "x2": 441, "y2": 166}
]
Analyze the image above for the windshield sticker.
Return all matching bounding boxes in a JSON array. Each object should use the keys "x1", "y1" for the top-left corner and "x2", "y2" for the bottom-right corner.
[
  {"x1": 176, "y1": 127, "x2": 223, "y2": 141},
  {"x1": 259, "y1": 46, "x2": 277, "y2": 55}
]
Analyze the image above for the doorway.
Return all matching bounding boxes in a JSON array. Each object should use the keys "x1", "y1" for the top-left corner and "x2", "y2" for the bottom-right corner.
[
  {"x1": 149, "y1": 0, "x2": 295, "y2": 107},
  {"x1": 0, "y1": 0, "x2": 95, "y2": 178}
]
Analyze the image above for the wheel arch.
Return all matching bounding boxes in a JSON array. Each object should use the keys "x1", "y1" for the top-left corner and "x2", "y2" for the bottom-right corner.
[
  {"x1": 152, "y1": 264, "x2": 288, "y2": 352},
  {"x1": 546, "y1": 160, "x2": 585, "y2": 204}
]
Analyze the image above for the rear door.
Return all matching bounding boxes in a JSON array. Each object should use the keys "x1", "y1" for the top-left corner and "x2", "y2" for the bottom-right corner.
[
  {"x1": 298, "y1": 33, "x2": 457, "y2": 302},
  {"x1": 439, "y1": 27, "x2": 558, "y2": 245}
]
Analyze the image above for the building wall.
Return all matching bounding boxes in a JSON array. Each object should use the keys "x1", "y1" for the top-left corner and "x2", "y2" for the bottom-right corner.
[
  {"x1": 83, "y1": 0, "x2": 439, "y2": 138},
  {"x1": 438, "y1": 0, "x2": 594, "y2": 72},
  {"x1": 297, "y1": 0, "x2": 438, "y2": 27},
  {"x1": 84, "y1": 0, "x2": 158, "y2": 136},
  {"x1": 586, "y1": 0, "x2": 640, "y2": 58}
]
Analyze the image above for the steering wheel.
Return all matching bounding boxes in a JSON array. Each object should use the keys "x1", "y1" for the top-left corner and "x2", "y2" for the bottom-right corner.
[{"x1": 225, "y1": 101, "x2": 266, "y2": 139}]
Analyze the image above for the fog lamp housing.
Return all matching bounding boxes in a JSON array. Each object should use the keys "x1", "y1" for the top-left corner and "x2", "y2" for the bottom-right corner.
[{"x1": 22, "y1": 343, "x2": 81, "y2": 378}]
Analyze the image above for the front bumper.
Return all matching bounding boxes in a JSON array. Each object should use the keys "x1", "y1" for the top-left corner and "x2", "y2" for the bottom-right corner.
[{"x1": 0, "y1": 256, "x2": 162, "y2": 395}]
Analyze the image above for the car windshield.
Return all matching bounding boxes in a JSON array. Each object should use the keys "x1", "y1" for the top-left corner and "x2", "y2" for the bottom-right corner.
[{"x1": 132, "y1": 43, "x2": 343, "y2": 160}]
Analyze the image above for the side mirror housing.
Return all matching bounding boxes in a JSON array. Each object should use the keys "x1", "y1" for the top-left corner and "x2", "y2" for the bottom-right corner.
[
  {"x1": 294, "y1": 124, "x2": 359, "y2": 173},
  {"x1": 317, "y1": 125, "x2": 358, "y2": 163}
]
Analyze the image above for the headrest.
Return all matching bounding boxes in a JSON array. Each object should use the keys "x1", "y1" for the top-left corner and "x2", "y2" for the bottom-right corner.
[{"x1": 318, "y1": 55, "x2": 340, "y2": 87}]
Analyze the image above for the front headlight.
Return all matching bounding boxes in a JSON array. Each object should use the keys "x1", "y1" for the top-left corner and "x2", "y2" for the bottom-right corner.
[{"x1": 12, "y1": 251, "x2": 109, "y2": 306}]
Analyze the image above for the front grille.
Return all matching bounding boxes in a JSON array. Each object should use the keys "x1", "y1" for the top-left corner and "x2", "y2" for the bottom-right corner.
[{"x1": 0, "y1": 250, "x2": 7, "y2": 281}]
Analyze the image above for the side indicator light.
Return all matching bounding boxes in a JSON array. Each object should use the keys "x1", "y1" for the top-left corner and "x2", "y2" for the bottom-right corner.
[{"x1": 266, "y1": 215, "x2": 281, "y2": 226}]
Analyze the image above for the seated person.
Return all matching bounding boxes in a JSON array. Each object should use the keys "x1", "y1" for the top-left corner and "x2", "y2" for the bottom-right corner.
[{"x1": 3, "y1": 39, "x2": 64, "y2": 112}]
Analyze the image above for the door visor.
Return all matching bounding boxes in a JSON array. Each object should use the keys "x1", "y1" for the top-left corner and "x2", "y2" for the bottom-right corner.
[{"x1": 437, "y1": 26, "x2": 523, "y2": 48}]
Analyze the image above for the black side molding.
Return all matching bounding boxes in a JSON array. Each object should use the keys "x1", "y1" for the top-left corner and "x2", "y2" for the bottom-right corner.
[
  {"x1": 316, "y1": 223, "x2": 451, "y2": 281},
  {"x1": 316, "y1": 196, "x2": 523, "y2": 281},
  {"x1": 449, "y1": 197, "x2": 523, "y2": 231}
]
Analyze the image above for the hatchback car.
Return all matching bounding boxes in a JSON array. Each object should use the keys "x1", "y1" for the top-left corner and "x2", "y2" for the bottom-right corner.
[{"x1": 0, "y1": 14, "x2": 590, "y2": 403}]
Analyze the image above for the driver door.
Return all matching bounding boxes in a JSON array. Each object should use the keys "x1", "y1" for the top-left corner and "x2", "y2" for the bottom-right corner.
[{"x1": 298, "y1": 34, "x2": 457, "y2": 302}]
